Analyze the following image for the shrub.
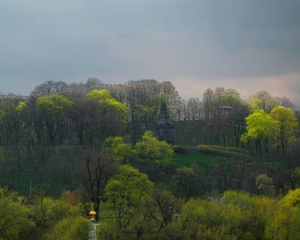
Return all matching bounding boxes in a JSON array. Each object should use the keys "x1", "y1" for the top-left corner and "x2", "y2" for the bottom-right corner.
[
  {"x1": 207, "y1": 145, "x2": 249, "y2": 154},
  {"x1": 197, "y1": 145, "x2": 213, "y2": 154},
  {"x1": 173, "y1": 145, "x2": 186, "y2": 154},
  {"x1": 197, "y1": 145, "x2": 252, "y2": 161}
]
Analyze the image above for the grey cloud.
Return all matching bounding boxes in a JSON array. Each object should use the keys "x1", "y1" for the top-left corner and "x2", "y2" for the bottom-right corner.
[{"x1": 0, "y1": 0, "x2": 299, "y2": 99}]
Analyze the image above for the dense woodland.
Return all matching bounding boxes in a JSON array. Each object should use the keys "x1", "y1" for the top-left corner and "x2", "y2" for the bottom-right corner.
[{"x1": 1, "y1": 78, "x2": 300, "y2": 239}]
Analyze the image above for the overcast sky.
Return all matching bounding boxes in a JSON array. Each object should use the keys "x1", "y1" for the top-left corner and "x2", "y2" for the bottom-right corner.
[{"x1": 1, "y1": 0, "x2": 300, "y2": 105}]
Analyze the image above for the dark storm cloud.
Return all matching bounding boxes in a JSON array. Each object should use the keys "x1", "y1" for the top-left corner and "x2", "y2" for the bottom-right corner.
[{"x1": 0, "y1": 0, "x2": 299, "y2": 105}]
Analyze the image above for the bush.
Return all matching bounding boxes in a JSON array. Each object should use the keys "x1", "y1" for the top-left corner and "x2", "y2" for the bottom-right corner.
[
  {"x1": 206, "y1": 145, "x2": 249, "y2": 154},
  {"x1": 173, "y1": 145, "x2": 186, "y2": 154},
  {"x1": 197, "y1": 145, "x2": 252, "y2": 161},
  {"x1": 197, "y1": 145, "x2": 213, "y2": 154}
]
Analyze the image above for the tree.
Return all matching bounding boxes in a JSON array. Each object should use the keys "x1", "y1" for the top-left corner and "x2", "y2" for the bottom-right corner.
[
  {"x1": 144, "y1": 93, "x2": 171, "y2": 123},
  {"x1": 270, "y1": 106, "x2": 299, "y2": 154},
  {"x1": 28, "y1": 191, "x2": 92, "y2": 239},
  {"x1": 0, "y1": 98, "x2": 25, "y2": 146},
  {"x1": 46, "y1": 216, "x2": 91, "y2": 240},
  {"x1": 152, "y1": 187, "x2": 183, "y2": 228},
  {"x1": 282, "y1": 188, "x2": 300, "y2": 208},
  {"x1": 223, "y1": 190, "x2": 251, "y2": 209},
  {"x1": 100, "y1": 165, "x2": 154, "y2": 238},
  {"x1": 241, "y1": 110, "x2": 278, "y2": 154},
  {"x1": 86, "y1": 89, "x2": 128, "y2": 117},
  {"x1": 220, "y1": 89, "x2": 242, "y2": 107},
  {"x1": 103, "y1": 136, "x2": 137, "y2": 164},
  {"x1": 249, "y1": 91, "x2": 278, "y2": 113},
  {"x1": 79, "y1": 148, "x2": 118, "y2": 218},
  {"x1": 201, "y1": 88, "x2": 214, "y2": 121},
  {"x1": 99, "y1": 185, "x2": 182, "y2": 239},
  {"x1": 255, "y1": 174, "x2": 274, "y2": 196},
  {"x1": 173, "y1": 166, "x2": 197, "y2": 198},
  {"x1": 70, "y1": 90, "x2": 128, "y2": 146},
  {"x1": 277, "y1": 96, "x2": 296, "y2": 109},
  {"x1": 72, "y1": 97, "x2": 111, "y2": 145},
  {"x1": 264, "y1": 200, "x2": 300, "y2": 240},
  {"x1": 135, "y1": 131, "x2": 173, "y2": 165},
  {"x1": 30, "y1": 81, "x2": 69, "y2": 97},
  {"x1": 219, "y1": 89, "x2": 249, "y2": 147},
  {"x1": 186, "y1": 98, "x2": 201, "y2": 121},
  {"x1": 124, "y1": 80, "x2": 181, "y2": 144},
  {"x1": 124, "y1": 80, "x2": 161, "y2": 144},
  {"x1": 86, "y1": 89, "x2": 128, "y2": 144},
  {"x1": 201, "y1": 87, "x2": 227, "y2": 145},
  {"x1": 0, "y1": 187, "x2": 34, "y2": 240},
  {"x1": 180, "y1": 197, "x2": 242, "y2": 239},
  {"x1": 36, "y1": 94, "x2": 72, "y2": 145},
  {"x1": 289, "y1": 167, "x2": 300, "y2": 190}
]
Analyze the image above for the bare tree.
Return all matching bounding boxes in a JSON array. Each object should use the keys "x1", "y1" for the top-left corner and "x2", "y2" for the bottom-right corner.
[
  {"x1": 79, "y1": 147, "x2": 118, "y2": 217},
  {"x1": 186, "y1": 98, "x2": 201, "y2": 121}
]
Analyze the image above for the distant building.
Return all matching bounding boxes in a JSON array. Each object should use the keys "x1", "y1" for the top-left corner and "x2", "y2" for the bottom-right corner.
[{"x1": 155, "y1": 101, "x2": 174, "y2": 145}]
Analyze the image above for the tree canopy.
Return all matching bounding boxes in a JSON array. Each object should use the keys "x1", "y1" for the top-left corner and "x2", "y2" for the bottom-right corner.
[{"x1": 135, "y1": 131, "x2": 173, "y2": 164}]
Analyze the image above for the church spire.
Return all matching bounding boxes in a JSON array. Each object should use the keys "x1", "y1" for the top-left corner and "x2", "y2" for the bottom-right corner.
[{"x1": 155, "y1": 101, "x2": 174, "y2": 145}]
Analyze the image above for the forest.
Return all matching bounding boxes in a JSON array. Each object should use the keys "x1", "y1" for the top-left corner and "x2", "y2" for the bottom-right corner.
[{"x1": 0, "y1": 78, "x2": 300, "y2": 239}]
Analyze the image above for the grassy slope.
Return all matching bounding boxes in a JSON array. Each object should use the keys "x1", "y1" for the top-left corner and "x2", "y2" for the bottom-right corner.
[
  {"x1": 172, "y1": 150, "x2": 225, "y2": 169},
  {"x1": 0, "y1": 145, "x2": 286, "y2": 198},
  {"x1": 171, "y1": 147, "x2": 284, "y2": 169},
  {"x1": 0, "y1": 146, "x2": 83, "y2": 197}
]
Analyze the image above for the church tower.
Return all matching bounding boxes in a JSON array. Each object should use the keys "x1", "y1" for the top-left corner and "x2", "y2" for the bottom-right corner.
[{"x1": 155, "y1": 101, "x2": 174, "y2": 145}]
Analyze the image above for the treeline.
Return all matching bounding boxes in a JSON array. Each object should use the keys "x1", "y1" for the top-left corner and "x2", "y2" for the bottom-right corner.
[
  {"x1": 0, "y1": 78, "x2": 299, "y2": 239},
  {"x1": 0, "y1": 78, "x2": 299, "y2": 197},
  {"x1": 0, "y1": 88, "x2": 127, "y2": 147},
  {"x1": 0, "y1": 78, "x2": 299, "y2": 149},
  {"x1": 97, "y1": 166, "x2": 300, "y2": 240},
  {"x1": 0, "y1": 186, "x2": 91, "y2": 239},
  {"x1": 3, "y1": 170, "x2": 300, "y2": 240},
  {"x1": 0, "y1": 79, "x2": 180, "y2": 146}
]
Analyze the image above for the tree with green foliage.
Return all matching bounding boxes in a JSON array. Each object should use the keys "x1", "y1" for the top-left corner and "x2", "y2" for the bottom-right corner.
[
  {"x1": 220, "y1": 89, "x2": 242, "y2": 106},
  {"x1": 15, "y1": 100, "x2": 37, "y2": 146},
  {"x1": 82, "y1": 90, "x2": 128, "y2": 145},
  {"x1": 180, "y1": 197, "x2": 242, "y2": 239},
  {"x1": 28, "y1": 188, "x2": 91, "y2": 239},
  {"x1": 135, "y1": 131, "x2": 173, "y2": 165},
  {"x1": 144, "y1": 93, "x2": 171, "y2": 122},
  {"x1": 290, "y1": 167, "x2": 300, "y2": 190},
  {"x1": 69, "y1": 89, "x2": 128, "y2": 146},
  {"x1": 270, "y1": 106, "x2": 299, "y2": 154},
  {"x1": 176, "y1": 190, "x2": 300, "y2": 240},
  {"x1": 86, "y1": 89, "x2": 128, "y2": 117},
  {"x1": 223, "y1": 190, "x2": 251, "y2": 208},
  {"x1": 241, "y1": 110, "x2": 278, "y2": 154},
  {"x1": 219, "y1": 89, "x2": 249, "y2": 147},
  {"x1": 46, "y1": 216, "x2": 91, "y2": 240},
  {"x1": 104, "y1": 136, "x2": 137, "y2": 164},
  {"x1": 152, "y1": 187, "x2": 183, "y2": 228},
  {"x1": 173, "y1": 166, "x2": 197, "y2": 198},
  {"x1": 0, "y1": 99, "x2": 23, "y2": 145},
  {"x1": 36, "y1": 94, "x2": 73, "y2": 145},
  {"x1": 99, "y1": 165, "x2": 154, "y2": 239},
  {"x1": 282, "y1": 188, "x2": 300, "y2": 208},
  {"x1": 264, "y1": 202, "x2": 300, "y2": 240},
  {"x1": 202, "y1": 88, "x2": 215, "y2": 121},
  {"x1": 249, "y1": 91, "x2": 278, "y2": 113},
  {"x1": 255, "y1": 174, "x2": 274, "y2": 196},
  {"x1": 69, "y1": 97, "x2": 96, "y2": 145},
  {"x1": 0, "y1": 187, "x2": 34, "y2": 240}
]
